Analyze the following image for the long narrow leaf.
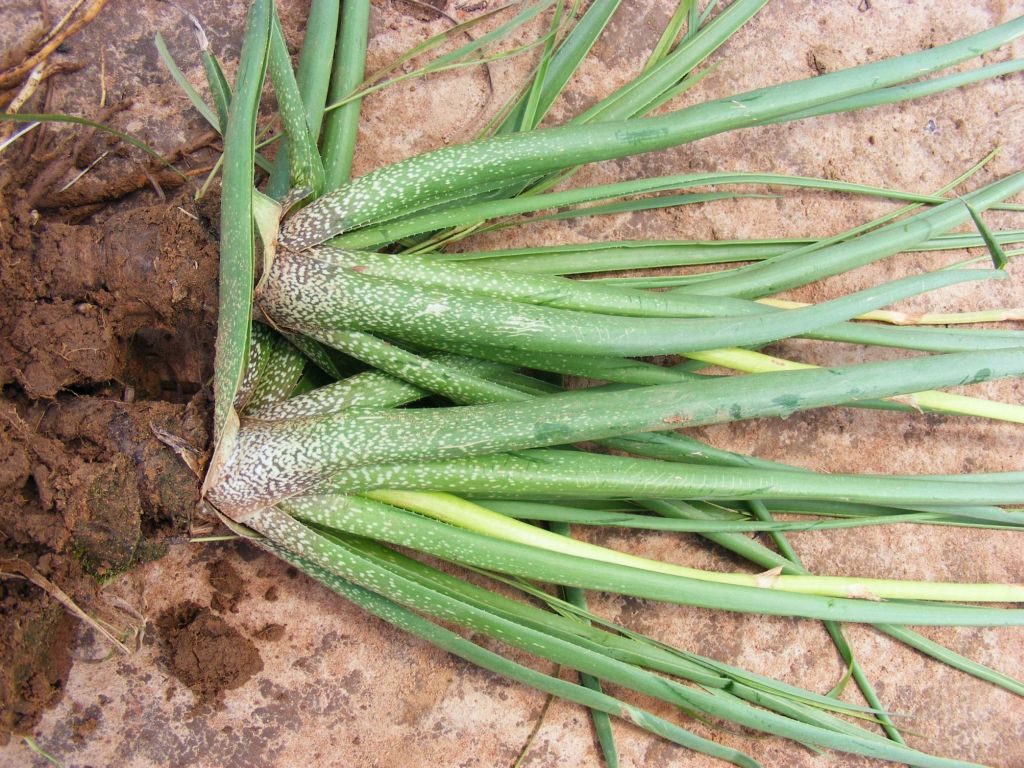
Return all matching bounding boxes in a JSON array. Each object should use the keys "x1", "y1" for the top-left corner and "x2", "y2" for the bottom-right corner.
[
  {"x1": 321, "y1": 0, "x2": 369, "y2": 188},
  {"x1": 154, "y1": 32, "x2": 220, "y2": 131},
  {"x1": 282, "y1": 17, "x2": 1024, "y2": 248},
  {"x1": 266, "y1": 5, "x2": 325, "y2": 197},
  {"x1": 209, "y1": 348, "x2": 1024, "y2": 514},
  {"x1": 498, "y1": 0, "x2": 622, "y2": 132},
  {"x1": 207, "y1": 0, "x2": 270, "y2": 458}
]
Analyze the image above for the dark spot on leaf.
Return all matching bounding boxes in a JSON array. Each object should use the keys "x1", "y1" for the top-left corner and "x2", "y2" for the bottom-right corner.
[
  {"x1": 771, "y1": 394, "x2": 800, "y2": 413},
  {"x1": 965, "y1": 368, "x2": 992, "y2": 385}
]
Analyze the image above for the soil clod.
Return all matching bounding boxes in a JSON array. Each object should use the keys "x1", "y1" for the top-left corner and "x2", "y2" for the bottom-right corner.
[{"x1": 155, "y1": 601, "x2": 262, "y2": 706}]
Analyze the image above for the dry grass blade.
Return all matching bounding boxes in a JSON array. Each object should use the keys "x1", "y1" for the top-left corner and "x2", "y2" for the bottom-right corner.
[{"x1": 0, "y1": 0, "x2": 109, "y2": 90}]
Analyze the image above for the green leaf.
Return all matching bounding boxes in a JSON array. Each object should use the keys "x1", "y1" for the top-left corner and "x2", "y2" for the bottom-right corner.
[
  {"x1": 965, "y1": 202, "x2": 1009, "y2": 269},
  {"x1": 321, "y1": 0, "x2": 370, "y2": 188},
  {"x1": 155, "y1": 31, "x2": 221, "y2": 131},
  {"x1": 499, "y1": 0, "x2": 622, "y2": 133},
  {"x1": 642, "y1": 0, "x2": 693, "y2": 74},
  {"x1": 210, "y1": 346, "x2": 1024, "y2": 516},
  {"x1": 266, "y1": 4, "x2": 326, "y2": 198},
  {"x1": 282, "y1": 16, "x2": 1024, "y2": 248},
  {"x1": 580, "y1": 0, "x2": 765, "y2": 123},
  {"x1": 207, "y1": 0, "x2": 271, "y2": 465}
]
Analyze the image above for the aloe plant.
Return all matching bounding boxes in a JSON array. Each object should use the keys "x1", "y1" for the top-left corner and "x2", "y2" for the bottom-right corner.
[{"x1": 188, "y1": 1, "x2": 1024, "y2": 765}]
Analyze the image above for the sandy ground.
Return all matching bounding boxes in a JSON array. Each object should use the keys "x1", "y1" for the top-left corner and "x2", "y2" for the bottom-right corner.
[{"x1": 0, "y1": 1, "x2": 1022, "y2": 766}]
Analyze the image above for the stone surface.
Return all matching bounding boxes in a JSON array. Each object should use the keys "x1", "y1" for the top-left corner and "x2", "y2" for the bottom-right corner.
[{"x1": 1, "y1": 1, "x2": 1022, "y2": 767}]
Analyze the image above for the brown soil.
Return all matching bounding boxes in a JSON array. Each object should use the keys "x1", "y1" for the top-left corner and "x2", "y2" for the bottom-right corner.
[
  {"x1": 154, "y1": 601, "x2": 263, "y2": 706},
  {"x1": 0, "y1": 597, "x2": 73, "y2": 738},
  {"x1": 0, "y1": 173, "x2": 219, "y2": 401},
  {"x1": 207, "y1": 557, "x2": 245, "y2": 614},
  {"x1": 0, "y1": 130, "x2": 219, "y2": 741}
]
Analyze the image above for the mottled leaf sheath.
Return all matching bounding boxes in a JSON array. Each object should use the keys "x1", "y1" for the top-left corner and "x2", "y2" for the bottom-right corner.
[
  {"x1": 327, "y1": 163, "x2": 1010, "y2": 251},
  {"x1": 288, "y1": 245, "x2": 1024, "y2": 352},
  {"x1": 257, "y1": 244, "x2": 1002, "y2": 359},
  {"x1": 205, "y1": 348, "x2": 1024, "y2": 515},
  {"x1": 196, "y1": 6, "x2": 1024, "y2": 767}
]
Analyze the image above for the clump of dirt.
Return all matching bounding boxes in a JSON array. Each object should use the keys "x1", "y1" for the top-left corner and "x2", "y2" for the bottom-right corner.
[
  {"x1": 0, "y1": 0, "x2": 242, "y2": 749},
  {"x1": 0, "y1": 155, "x2": 218, "y2": 742},
  {"x1": 0, "y1": 395, "x2": 208, "y2": 578},
  {"x1": 155, "y1": 602, "x2": 263, "y2": 705},
  {"x1": 0, "y1": 172, "x2": 219, "y2": 400},
  {"x1": 0, "y1": 357, "x2": 211, "y2": 743},
  {"x1": 0, "y1": 597, "x2": 73, "y2": 738},
  {"x1": 154, "y1": 558, "x2": 263, "y2": 703},
  {"x1": 207, "y1": 558, "x2": 245, "y2": 614},
  {"x1": 255, "y1": 623, "x2": 286, "y2": 642}
]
